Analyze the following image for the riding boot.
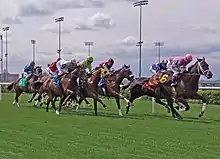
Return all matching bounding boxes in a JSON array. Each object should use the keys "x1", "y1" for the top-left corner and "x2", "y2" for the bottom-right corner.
[
  {"x1": 171, "y1": 76, "x2": 177, "y2": 86},
  {"x1": 102, "y1": 87, "x2": 107, "y2": 96}
]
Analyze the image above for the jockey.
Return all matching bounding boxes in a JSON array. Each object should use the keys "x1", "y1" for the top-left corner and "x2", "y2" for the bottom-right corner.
[
  {"x1": 52, "y1": 58, "x2": 76, "y2": 87},
  {"x1": 77, "y1": 56, "x2": 93, "y2": 74},
  {"x1": 23, "y1": 61, "x2": 35, "y2": 80},
  {"x1": 149, "y1": 60, "x2": 168, "y2": 74},
  {"x1": 46, "y1": 57, "x2": 61, "y2": 76},
  {"x1": 167, "y1": 54, "x2": 193, "y2": 86},
  {"x1": 98, "y1": 58, "x2": 114, "y2": 95}
]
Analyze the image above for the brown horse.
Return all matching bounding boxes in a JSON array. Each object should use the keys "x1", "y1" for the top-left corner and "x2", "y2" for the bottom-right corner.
[
  {"x1": 73, "y1": 67, "x2": 112, "y2": 116},
  {"x1": 7, "y1": 66, "x2": 43, "y2": 107},
  {"x1": 33, "y1": 65, "x2": 86, "y2": 115},
  {"x1": 77, "y1": 64, "x2": 133, "y2": 116},
  {"x1": 172, "y1": 57, "x2": 213, "y2": 117},
  {"x1": 125, "y1": 57, "x2": 213, "y2": 118}
]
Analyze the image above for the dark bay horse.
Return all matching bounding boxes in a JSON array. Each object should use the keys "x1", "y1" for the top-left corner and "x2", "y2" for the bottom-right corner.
[
  {"x1": 74, "y1": 68, "x2": 111, "y2": 116},
  {"x1": 173, "y1": 57, "x2": 213, "y2": 117},
  {"x1": 125, "y1": 57, "x2": 213, "y2": 118},
  {"x1": 7, "y1": 66, "x2": 43, "y2": 107},
  {"x1": 77, "y1": 64, "x2": 133, "y2": 116}
]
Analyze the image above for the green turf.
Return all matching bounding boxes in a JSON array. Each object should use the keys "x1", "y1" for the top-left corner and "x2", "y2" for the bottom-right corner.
[{"x1": 0, "y1": 93, "x2": 220, "y2": 159}]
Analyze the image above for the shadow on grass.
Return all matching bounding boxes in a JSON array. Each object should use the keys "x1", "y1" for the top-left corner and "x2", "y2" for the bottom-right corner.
[{"x1": 23, "y1": 102, "x2": 215, "y2": 124}]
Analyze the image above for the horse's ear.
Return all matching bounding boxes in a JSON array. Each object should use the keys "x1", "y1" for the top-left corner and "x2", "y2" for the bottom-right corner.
[
  {"x1": 203, "y1": 56, "x2": 205, "y2": 60},
  {"x1": 128, "y1": 65, "x2": 130, "y2": 68}
]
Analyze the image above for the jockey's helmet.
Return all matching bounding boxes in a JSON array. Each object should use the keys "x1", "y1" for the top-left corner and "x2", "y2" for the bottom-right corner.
[
  {"x1": 71, "y1": 58, "x2": 76, "y2": 63},
  {"x1": 87, "y1": 56, "x2": 93, "y2": 63},
  {"x1": 108, "y1": 58, "x2": 114, "y2": 65},
  {"x1": 30, "y1": 61, "x2": 35, "y2": 66},
  {"x1": 161, "y1": 59, "x2": 168, "y2": 68},
  {"x1": 185, "y1": 54, "x2": 193, "y2": 62}
]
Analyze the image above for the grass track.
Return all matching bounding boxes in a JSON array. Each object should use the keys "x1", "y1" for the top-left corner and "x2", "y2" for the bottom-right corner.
[{"x1": 0, "y1": 93, "x2": 220, "y2": 159}]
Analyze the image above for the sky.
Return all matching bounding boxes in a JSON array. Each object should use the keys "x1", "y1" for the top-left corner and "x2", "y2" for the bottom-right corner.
[{"x1": 0, "y1": 0, "x2": 220, "y2": 80}]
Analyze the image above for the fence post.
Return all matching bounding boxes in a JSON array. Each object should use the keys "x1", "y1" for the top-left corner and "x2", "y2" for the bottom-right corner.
[{"x1": 152, "y1": 97, "x2": 155, "y2": 113}]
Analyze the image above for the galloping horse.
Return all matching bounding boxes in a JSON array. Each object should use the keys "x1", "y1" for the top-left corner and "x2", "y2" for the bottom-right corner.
[
  {"x1": 77, "y1": 64, "x2": 133, "y2": 116},
  {"x1": 173, "y1": 57, "x2": 213, "y2": 117},
  {"x1": 7, "y1": 66, "x2": 43, "y2": 107},
  {"x1": 125, "y1": 57, "x2": 213, "y2": 118},
  {"x1": 33, "y1": 64, "x2": 86, "y2": 115}
]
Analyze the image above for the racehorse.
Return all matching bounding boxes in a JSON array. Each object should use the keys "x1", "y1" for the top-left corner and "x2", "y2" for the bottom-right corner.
[
  {"x1": 33, "y1": 64, "x2": 86, "y2": 115},
  {"x1": 125, "y1": 57, "x2": 213, "y2": 118},
  {"x1": 77, "y1": 64, "x2": 133, "y2": 116},
  {"x1": 172, "y1": 57, "x2": 213, "y2": 117},
  {"x1": 7, "y1": 66, "x2": 43, "y2": 107}
]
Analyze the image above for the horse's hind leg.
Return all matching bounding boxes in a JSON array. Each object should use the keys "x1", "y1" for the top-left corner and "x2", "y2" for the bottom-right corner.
[
  {"x1": 28, "y1": 91, "x2": 37, "y2": 103},
  {"x1": 190, "y1": 93, "x2": 207, "y2": 118},
  {"x1": 14, "y1": 90, "x2": 22, "y2": 107},
  {"x1": 175, "y1": 98, "x2": 190, "y2": 112},
  {"x1": 116, "y1": 97, "x2": 122, "y2": 116},
  {"x1": 155, "y1": 98, "x2": 171, "y2": 113}
]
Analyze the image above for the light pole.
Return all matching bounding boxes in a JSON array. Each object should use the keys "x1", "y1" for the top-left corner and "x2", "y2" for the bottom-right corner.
[
  {"x1": 84, "y1": 41, "x2": 94, "y2": 56},
  {"x1": 31, "y1": 40, "x2": 36, "y2": 63},
  {"x1": 133, "y1": 0, "x2": 148, "y2": 77},
  {"x1": 0, "y1": 35, "x2": 3, "y2": 82},
  {"x1": 55, "y1": 17, "x2": 64, "y2": 58},
  {"x1": 154, "y1": 42, "x2": 164, "y2": 63},
  {"x1": 3, "y1": 26, "x2": 9, "y2": 82}
]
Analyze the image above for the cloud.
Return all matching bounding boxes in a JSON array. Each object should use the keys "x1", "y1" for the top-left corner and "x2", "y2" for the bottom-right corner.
[
  {"x1": 40, "y1": 23, "x2": 72, "y2": 34},
  {"x1": 2, "y1": 16, "x2": 22, "y2": 24},
  {"x1": 19, "y1": 3, "x2": 53, "y2": 17},
  {"x1": 18, "y1": 0, "x2": 105, "y2": 17},
  {"x1": 120, "y1": 36, "x2": 137, "y2": 46},
  {"x1": 74, "y1": 12, "x2": 116, "y2": 30}
]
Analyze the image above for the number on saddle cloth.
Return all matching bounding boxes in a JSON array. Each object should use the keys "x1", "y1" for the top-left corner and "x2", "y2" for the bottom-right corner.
[
  {"x1": 158, "y1": 72, "x2": 170, "y2": 84},
  {"x1": 18, "y1": 78, "x2": 27, "y2": 87}
]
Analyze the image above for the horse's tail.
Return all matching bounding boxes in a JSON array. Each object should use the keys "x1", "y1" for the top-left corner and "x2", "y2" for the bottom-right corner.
[{"x1": 7, "y1": 82, "x2": 14, "y2": 91}]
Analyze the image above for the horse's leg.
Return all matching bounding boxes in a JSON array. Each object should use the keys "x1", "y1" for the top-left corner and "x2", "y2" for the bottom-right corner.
[
  {"x1": 174, "y1": 98, "x2": 190, "y2": 112},
  {"x1": 190, "y1": 93, "x2": 207, "y2": 118},
  {"x1": 116, "y1": 97, "x2": 123, "y2": 116},
  {"x1": 14, "y1": 90, "x2": 22, "y2": 107},
  {"x1": 93, "y1": 99, "x2": 98, "y2": 116},
  {"x1": 28, "y1": 91, "x2": 37, "y2": 103},
  {"x1": 154, "y1": 87, "x2": 171, "y2": 113},
  {"x1": 154, "y1": 98, "x2": 171, "y2": 113},
  {"x1": 58, "y1": 96, "x2": 66, "y2": 114},
  {"x1": 161, "y1": 88, "x2": 183, "y2": 120},
  {"x1": 126, "y1": 89, "x2": 143, "y2": 114},
  {"x1": 46, "y1": 98, "x2": 50, "y2": 112}
]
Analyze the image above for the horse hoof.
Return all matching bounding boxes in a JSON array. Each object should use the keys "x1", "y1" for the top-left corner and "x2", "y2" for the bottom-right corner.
[
  {"x1": 55, "y1": 110, "x2": 60, "y2": 115},
  {"x1": 33, "y1": 105, "x2": 36, "y2": 107},
  {"x1": 198, "y1": 114, "x2": 203, "y2": 118},
  {"x1": 175, "y1": 106, "x2": 180, "y2": 110},
  {"x1": 28, "y1": 101, "x2": 31, "y2": 103}
]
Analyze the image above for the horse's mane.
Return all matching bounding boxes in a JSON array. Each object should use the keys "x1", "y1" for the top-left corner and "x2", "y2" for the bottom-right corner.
[{"x1": 188, "y1": 61, "x2": 198, "y2": 72}]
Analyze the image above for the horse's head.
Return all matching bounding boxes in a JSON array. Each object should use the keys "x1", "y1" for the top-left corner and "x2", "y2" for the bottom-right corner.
[
  {"x1": 120, "y1": 64, "x2": 133, "y2": 80},
  {"x1": 34, "y1": 66, "x2": 43, "y2": 76},
  {"x1": 196, "y1": 57, "x2": 213, "y2": 79},
  {"x1": 73, "y1": 64, "x2": 86, "y2": 78}
]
